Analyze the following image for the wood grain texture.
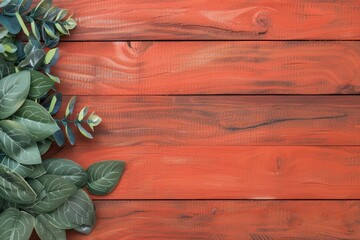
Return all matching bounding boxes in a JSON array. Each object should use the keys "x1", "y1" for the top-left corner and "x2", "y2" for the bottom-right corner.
[
  {"x1": 52, "y1": 146, "x2": 360, "y2": 199},
  {"x1": 65, "y1": 200, "x2": 360, "y2": 240},
  {"x1": 55, "y1": 0, "x2": 360, "y2": 40},
  {"x1": 60, "y1": 95, "x2": 360, "y2": 146},
  {"x1": 54, "y1": 41, "x2": 360, "y2": 95}
]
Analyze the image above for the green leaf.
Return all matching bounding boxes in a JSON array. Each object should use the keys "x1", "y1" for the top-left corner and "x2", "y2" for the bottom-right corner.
[
  {"x1": 29, "y1": 71, "x2": 55, "y2": 99},
  {"x1": 87, "y1": 112, "x2": 102, "y2": 131},
  {"x1": 18, "y1": 49, "x2": 46, "y2": 70},
  {"x1": 0, "y1": 164, "x2": 37, "y2": 204},
  {"x1": 33, "y1": 0, "x2": 52, "y2": 17},
  {"x1": 0, "y1": 57, "x2": 12, "y2": 79},
  {"x1": 0, "y1": 154, "x2": 33, "y2": 178},
  {"x1": 76, "y1": 123, "x2": 93, "y2": 139},
  {"x1": 35, "y1": 215, "x2": 66, "y2": 240},
  {"x1": 37, "y1": 139, "x2": 52, "y2": 155},
  {"x1": 45, "y1": 189, "x2": 95, "y2": 230},
  {"x1": 13, "y1": 100, "x2": 60, "y2": 141},
  {"x1": 63, "y1": 17, "x2": 76, "y2": 30},
  {"x1": 43, "y1": 22, "x2": 58, "y2": 39},
  {"x1": 0, "y1": 26, "x2": 9, "y2": 39},
  {"x1": 30, "y1": 18, "x2": 41, "y2": 40},
  {"x1": 23, "y1": 174, "x2": 77, "y2": 214},
  {"x1": 0, "y1": 15, "x2": 21, "y2": 34},
  {"x1": 77, "y1": 107, "x2": 88, "y2": 121},
  {"x1": 43, "y1": 158, "x2": 88, "y2": 188},
  {"x1": 0, "y1": 71, "x2": 30, "y2": 119},
  {"x1": 0, "y1": 208, "x2": 35, "y2": 240},
  {"x1": 55, "y1": 9, "x2": 68, "y2": 21},
  {"x1": 54, "y1": 22, "x2": 69, "y2": 35},
  {"x1": 44, "y1": 47, "x2": 58, "y2": 65},
  {"x1": 65, "y1": 123, "x2": 75, "y2": 145},
  {"x1": 87, "y1": 160, "x2": 125, "y2": 195},
  {"x1": 27, "y1": 164, "x2": 46, "y2": 179},
  {"x1": 0, "y1": 120, "x2": 41, "y2": 165},
  {"x1": 65, "y1": 96, "x2": 76, "y2": 117},
  {"x1": 0, "y1": 0, "x2": 11, "y2": 8},
  {"x1": 15, "y1": 12, "x2": 29, "y2": 36}
]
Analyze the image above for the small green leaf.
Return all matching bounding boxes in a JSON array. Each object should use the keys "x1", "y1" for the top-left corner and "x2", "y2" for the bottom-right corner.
[
  {"x1": 65, "y1": 123, "x2": 75, "y2": 145},
  {"x1": 87, "y1": 112, "x2": 102, "y2": 131},
  {"x1": 87, "y1": 160, "x2": 125, "y2": 195},
  {"x1": 43, "y1": 158, "x2": 88, "y2": 188},
  {"x1": 23, "y1": 174, "x2": 77, "y2": 214},
  {"x1": 0, "y1": 120, "x2": 41, "y2": 165},
  {"x1": 0, "y1": 71, "x2": 30, "y2": 119},
  {"x1": 15, "y1": 12, "x2": 29, "y2": 36},
  {"x1": 33, "y1": 0, "x2": 52, "y2": 17},
  {"x1": 63, "y1": 17, "x2": 76, "y2": 30},
  {"x1": 55, "y1": 9, "x2": 68, "y2": 21},
  {"x1": 0, "y1": 208, "x2": 35, "y2": 240},
  {"x1": 65, "y1": 96, "x2": 76, "y2": 117},
  {"x1": 44, "y1": 48, "x2": 58, "y2": 65},
  {"x1": 13, "y1": 100, "x2": 60, "y2": 141},
  {"x1": 18, "y1": 49, "x2": 46, "y2": 70},
  {"x1": 30, "y1": 18, "x2": 41, "y2": 40},
  {"x1": 76, "y1": 123, "x2": 93, "y2": 139},
  {"x1": 0, "y1": 15, "x2": 21, "y2": 34},
  {"x1": 77, "y1": 107, "x2": 88, "y2": 121},
  {"x1": 35, "y1": 215, "x2": 66, "y2": 240},
  {"x1": 0, "y1": 164, "x2": 37, "y2": 204}
]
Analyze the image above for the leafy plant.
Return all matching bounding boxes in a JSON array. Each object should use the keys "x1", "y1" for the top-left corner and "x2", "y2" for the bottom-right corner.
[{"x1": 0, "y1": 0, "x2": 125, "y2": 239}]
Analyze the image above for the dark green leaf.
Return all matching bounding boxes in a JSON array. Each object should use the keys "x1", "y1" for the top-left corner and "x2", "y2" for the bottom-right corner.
[
  {"x1": 65, "y1": 96, "x2": 76, "y2": 117},
  {"x1": 35, "y1": 214, "x2": 66, "y2": 240},
  {"x1": 0, "y1": 120, "x2": 41, "y2": 165},
  {"x1": 43, "y1": 158, "x2": 88, "y2": 188},
  {"x1": 23, "y1": 174, "x2": 77, "y2": 214},
  {"x1": 37, "y1": 139, "x2": 52, "y2": 155},
  {"x1": 0, "y1": 154, "x2": 33, "y2": 177},
  {"x1": 13, "y1": 100, "x2": 59, "y2": 141},
  {"x1": 18, "y1": 49, "x2": 46, "y2": 70},
  {"x1": 0, "y1": 57, "x2": 13, "y2": 79},
  {"x1": 65, "y1": 124, "x2": 75, "y2": 145},
  {"x1": 76, "y1": 123, "x2": 93, "y2": 139},
  {"x1": 0, "y1": 0, "x2": 11, "y2": 8},
  {"x1": 87, "y1": 160, "x2": 125, "y2": 195},
  {"x1": 0, "y1": 164, "x2": 37, "y2": 204},
  {"x1": 33, "y1": 0, "x2": 52, "y2": 17},
  {"x1": 0, "y1": 208, "x2": 35, "y2": 240},
  {"x1": 0, "y1": 15, "x2": 20, "y2": 34},
  {"x1": 29, "y1": 71, "x2": 54, "y2": 99},
  {"x1": 0, "y1": 71, "x2": 30, "y2": 119},
  {"x1": 45, "y1": 189, "x2": 95, "y2": 230},
  {"x1": 27, "y1": 164, "x2": 46, "y2": 178},
  {"x1": 52, "y1": 129, "x2": 65, "y2": 146}
]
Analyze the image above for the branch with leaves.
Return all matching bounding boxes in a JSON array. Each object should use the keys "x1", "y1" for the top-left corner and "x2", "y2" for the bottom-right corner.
[{"x1": 0, "y1": 0, "x2": 125, "y2": 239}]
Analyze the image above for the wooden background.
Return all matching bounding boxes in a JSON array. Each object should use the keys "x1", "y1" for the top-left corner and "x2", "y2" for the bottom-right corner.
[{"x1": 50, "y1": 0, "x2": 360, "y2": 239}]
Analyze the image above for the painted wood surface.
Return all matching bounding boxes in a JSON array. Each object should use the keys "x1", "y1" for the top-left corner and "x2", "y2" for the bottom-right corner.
[
  {"x1": 54, "y1": 41, "x2": 360, "y2": 95},
  {"x1": 54, "y1": 0, "x2": 360, "y2": 40},
  {"x1": 59, "y1": 96, "x2": 360, "y2": 146},
  {"x1": 65, "y1": 200, "x2": 360, "y2": 240},
  {"x1": 51, "y1": 146, "x2": 360, "y2": 199}
]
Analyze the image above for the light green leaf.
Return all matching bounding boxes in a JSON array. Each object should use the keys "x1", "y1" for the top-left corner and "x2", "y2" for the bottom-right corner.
[
  {"x1": 23, "y1": 174, "x2": 77, "y2": 214},
  {"x1": 43, "y1": 158, "x2": 88, "y2": 188},
  {"x1": 55, "y1": 9, "x2": 68, "y2": 21},
  {"x1": 87, "y1": 112, "x2": 102, "y2": 131},
  {"x1": 45, "y1": 189, "x2": 95, "y2": 230},
  {"x1": 76, "y1": 123, "x2": 93, "y2": 139},
  {"x1": 65, "y1": 96, "x2": 76, "y2": 117},
  {"x1": 0, "y1": 71, "x2": 30, "y2": 119},
  {"x1": 15, "y1": 12, "x2": 29, "y2": 36},
  {"x1": 0, "y1": 208, "x2": 35, "y2": 240},
  {"x1": 0, "y1": 164, "x2": 37, "y2": 204},
  {"x1": 35, "y1": 215, "x2": 66, "y2": 240},
  {"x1": 87, "y1": 160, "x2": 125, "y2": 195},
  {"x1": 13, "y1": 100, "x2": 60, "y2": 141},
  {"x1": 0, "y1": 120, "x2": 41, "y2": 165},
  {"x1": 44, "y1": 48, "x2": 58, "y2": 65},
  {"x1": 33, "y1": 0, "x2": 52, "y2": 17},
  {"x1": 29, "y1": 71, "x2": 55, "y2": 99},
  {"x1": 77, "y1": 107, "x2": 88, "y2": 121},
  {"x1": 30, "y1": 18, "x2": 41, "y2": 40},
  {"x1": 63, "y1": 17, "x2": 76, "y2": 30}
]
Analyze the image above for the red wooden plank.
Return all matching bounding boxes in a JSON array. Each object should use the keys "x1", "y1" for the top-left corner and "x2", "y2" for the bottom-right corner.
[
  {"x1": 65, "y1": 200, "x2": 360, "y2": 239},
  {"x1": 58, "y1": 95, "x2": 360, "y2": 146},
  {"x1": 54, "y1": 146, "x2": 360, "y2": 199},
  {"x1": 55, "y1": 0, "x2": 360, "y2": 40},
  {"x1": 54, "y1": 41, "x2": 360, "y2": 95}
]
